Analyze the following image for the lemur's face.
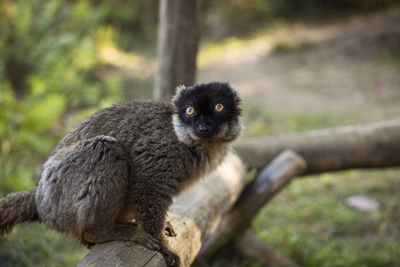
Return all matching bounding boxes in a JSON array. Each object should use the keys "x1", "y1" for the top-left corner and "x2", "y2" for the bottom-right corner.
[{"x1": 172, "y1": 82, "x2": 242, "y2": 144}]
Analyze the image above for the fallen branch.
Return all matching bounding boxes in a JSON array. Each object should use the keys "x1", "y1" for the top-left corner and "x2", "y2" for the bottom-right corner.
[{"x1": 235, "y1": 119, "x2": 400, "y2": 174}]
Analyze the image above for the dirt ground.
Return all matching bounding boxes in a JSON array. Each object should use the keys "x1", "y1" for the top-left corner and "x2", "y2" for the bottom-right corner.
[{"x1": 197, "y1": 8, "x2": 400, "y2": 130}]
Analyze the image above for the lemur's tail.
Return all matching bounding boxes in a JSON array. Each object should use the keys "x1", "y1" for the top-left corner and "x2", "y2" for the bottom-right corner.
[{"x1": 0, "y1": 189, "x2": 39, "y2": 235}]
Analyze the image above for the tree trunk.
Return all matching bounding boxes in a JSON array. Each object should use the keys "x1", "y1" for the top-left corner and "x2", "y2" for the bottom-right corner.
[
  {"x1": 154, "y1": 0, "x2": 202, "y2": 100},
  {"x1": 235, "y1": 119, "x2": 400, "y2": 174}
]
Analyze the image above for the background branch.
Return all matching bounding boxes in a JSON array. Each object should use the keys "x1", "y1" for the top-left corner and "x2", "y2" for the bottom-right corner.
[{"x1": 235, "y1": 119, "x2": 400, "y2": 174}]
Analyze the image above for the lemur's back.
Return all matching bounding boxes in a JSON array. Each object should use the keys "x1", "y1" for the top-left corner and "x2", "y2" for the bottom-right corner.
[{"x1": 55, "y1": 101, "x2": 177, "y2": 154}]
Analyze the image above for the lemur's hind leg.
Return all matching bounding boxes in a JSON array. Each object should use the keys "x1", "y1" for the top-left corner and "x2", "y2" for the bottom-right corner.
[{"x1": 36, "y1": 135, "x2": 179, "y2": 266}]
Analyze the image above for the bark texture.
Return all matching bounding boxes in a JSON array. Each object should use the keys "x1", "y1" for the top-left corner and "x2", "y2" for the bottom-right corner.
[
  {"x1": 154, "y1": 0, "x2": 202, "y2": 100},
  {"x1": 235, "y1": 119, "x2": 400, "y2": 174}
]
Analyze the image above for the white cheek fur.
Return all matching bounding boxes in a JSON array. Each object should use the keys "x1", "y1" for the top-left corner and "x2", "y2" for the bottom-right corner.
[{"x1": 172, "y1": 114, "x2": 195, "y2": 145}]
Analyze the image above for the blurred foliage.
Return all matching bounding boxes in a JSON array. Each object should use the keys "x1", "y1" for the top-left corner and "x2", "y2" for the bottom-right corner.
[
  {"x1": 98, "y1": 0, "x2": 158, "y2": 51},
  {"x1": 268, "y1": 0, "x2": 400, "y2": 19},
  {"x1": 0, "y1": 0, "x2": 124, "y2": 265},
  {"x1": 203, "y1": 0, "x2": 400, "y2": 39},
  {"x1": 0, "y1": 0, "x2": 123, "y2": 196}
]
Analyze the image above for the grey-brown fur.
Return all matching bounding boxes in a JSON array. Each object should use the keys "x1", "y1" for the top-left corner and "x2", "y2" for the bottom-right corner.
[{"x1": 0, "y1": 83, "x2": 242, "y2": 266}]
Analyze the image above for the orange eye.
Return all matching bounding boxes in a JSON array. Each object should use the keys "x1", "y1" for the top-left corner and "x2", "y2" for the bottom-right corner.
[
  {"x1": 215, "y1": 103, "x2": 224, "y2": 112},
  {"x1": 186, "y1": 106, "x2": 195, "y2": 116}
]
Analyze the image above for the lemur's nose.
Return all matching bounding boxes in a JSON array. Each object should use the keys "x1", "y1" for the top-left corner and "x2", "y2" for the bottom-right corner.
[{"x1": 197, "y1": 124, "x2": 210, "y2": 135}]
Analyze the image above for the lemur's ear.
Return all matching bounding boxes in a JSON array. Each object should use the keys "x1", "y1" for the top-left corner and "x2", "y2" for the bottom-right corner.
[
  {"x1": 211, "y1": 82, "x2": 242, "y2": 107},
  {"x1": 172, "y1": 85, "x2": 188, "y2": 108},
  {"x1": 231, "y1": 87, "x2": 242, "y2": 107}
]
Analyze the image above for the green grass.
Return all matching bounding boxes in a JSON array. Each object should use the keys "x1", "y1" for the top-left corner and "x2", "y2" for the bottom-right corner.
[
  {"x1": 253, "y1": 170, "x2": 400, "y2": 266},
  {"x1": 0, "y1": 224, "x2": 88, "y2": 266}
]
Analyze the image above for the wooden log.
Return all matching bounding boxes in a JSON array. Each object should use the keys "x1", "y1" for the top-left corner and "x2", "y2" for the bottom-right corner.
[
  {"x1": 154, "y1": 0, "x2": 202, "y2": 100},
  {"x1": 235, "y1": 119, "x2": 400, "y2": 174},
  {"x1": 77, "y1": 151, "x2": 246, "y2": 267},
  {"x1": 200, "y1": 150, "x2": 306, "y2": 254}
]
